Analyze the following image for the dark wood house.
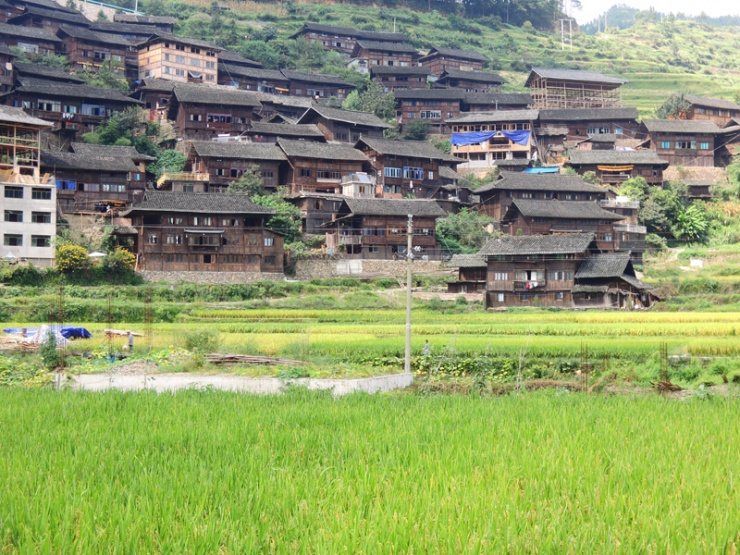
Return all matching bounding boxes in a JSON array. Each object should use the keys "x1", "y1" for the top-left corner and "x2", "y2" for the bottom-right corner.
[
  {"x1": 354, "y1": 136, "x2": 462, "y2": 198},
  {"x1": 277, "y1": 138, "x2": 371, "y2": 195},
  {"x1": 166, "y1": 85, "x2": 261, "y2": 140},
  {"x1": 463, "y1": 92, "x2": 532, "y2": 112},
  {"x1": 289, "y1": 22, "x2": 405, "y2": 57},
  {"x1": 113, "y1": 14, "x2": 176, "y2": 32},
  {"x1": 0, "y1": 21, "x2": 60, "y2": 55},
  {"x1": 447, "y1": 253, "x2": 486, "y2": 294},
  {"x1": 641, "y1": 119, "x2": 720, "y2": 167},
  {"x1": 287, "y1": 192, "x2": 345, "y2": 234},
  {"x1": 296, "y1": 104, "x2": 393, "y2": 143},
  {"x1": 242, "y1": 121, "x2": 324, "y2": 143},
  {"x1": 280, "y1": 70, "x2": 355, "y2": 100},
  {"x1": 57, "y1": 25, "x2": 140, "y2": 81},
  {"x1": 0, "y1": 44, "x2": 15, "y2": 92},
  {"x1": 435, "y1": 69, "x2": 505, "y2": 92},
  {"x1": 7, "y1": 4, "x2": 89, "y2": 30},
  {"x1": 324, "y1": 197, "x2": 445, "y2": 259},
  {"x1": 683, "y1": 95, "x2": 740, "y2": 126},
  {"x1": 217, "y1": 65, "x2": 289, "y2": 93},
  {"x1": 89, "y1": 21, "x2": 161, "y2": 43},
  {"x1": 572, "y1": 252, "x2": 654, "y2": 308},
  {"x1": 526, "y1": 68, "x2": 627, "y2": 109},
  {"x1": 419, "y1": 46, "x2": 487, "y2": 75},
  {"x1": 394, "y1": 89, "x2": 464, "y2": 134},
  {"x1": 566, "y1": 149, "x2": 669, "y2": 185},
  {"x1": 122, "y1": 190, "x2": 284, "y2": 274},
  {"x1": 348, "y1": 40, "x2": 420, "y2": 74},
  {"x1": 370, "y1": 66, "x2": 430, "y2": 92},
  {"x1": 252, "y1": 92, "x2": 312, "y2": 122},
  {"x1": 14, "y1": 61, "x2": 85, "y2": 84}
]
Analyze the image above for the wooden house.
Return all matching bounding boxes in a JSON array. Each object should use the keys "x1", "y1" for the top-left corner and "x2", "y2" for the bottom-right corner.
[
  {"x1": 175, "y1": 140, "x2": 287, "y2": 193},
  {"x1": 572, "y1": 252, "x2": 654, "y2": 308},
  {"x1": 683, "y1": 180, "x2": 714, "y2": 201},
  {"x1": 122, "y1": 190, "x2": 284, "y2": 274},
  {"x1": 354, "y1": 136, "x2": 462, "y2": 199},
  {"x1": 683, "y1": 95, "x2": 740, "y2": 126},
  {"x1": 7, "y1": 4, "x2": 89, "y2": 30},
  {"x1": 252, "y1": 92, "x2": 312, "y2": 122},
  {"x1": 446, "y1": 253, "x2": 487, "y2": 294},
  {"x1": 419, "y1": 46, "x2": 487, "y2": 75},
  {"x1": 89, "y1": 21, "x2": 160, "y2": 43},
  {"x1": 287, "y1": 192, "x2": 345, "y2": 234},
  {"x1": 641, "y1": 119, "x2": 720, "y2": 167},
  {"x1": 462, "y1": 92, "x2": 532, "y2": 112},
  {"x1": 217, "y1": 49, "x2": 261, "y2": 69},
  {"x1": 526, "y1": 68, "x2": 627, "y2": 109},
  {"x1": 435, "y1": 69, "x2": 505, "y2": 92},
  {"x1": 0, "y1": 21, "x2": 60, "y2": 55},
  {"x1": 475, "y1": 172, "x2": 609, "y2": 221},
  {"x1": 289, "y1": 22, "x2": 405, "y2": 57},
  {"x1": 130, "y1": 78, "x2": 175, "y2": 119},
  {"x1": 113, "y1": 14, "x2": 176, "y2": 32},
  {"x1": 57, "y1": 25, "x2": 140, "y2": 81},
  {"x1": 448, "y1": 109, "x2": 538, "y2": 170},
  {"x1": 14, "y1": 61, "x2": 85, "y2": 85},
  {"x1": 166, "y1": 85, "x2": 261, "y2": 140},
  {"x1": 242, "y1": 121, "x2": 325, "y2": 143},
  {"x1": 324, "y1": 198, "x2": 445, "y2": 259},
  {"x1": 296, "y1": 104, "x2": 393, "y2": 143},
  {"x1": 280, "y1": 70, "x2": 355, "y2": 100},
  {"x1": 276, "y1": 137, "x2": 371, "y2": 195},
  {"x1": 138, "y1": 33, "x2": 221, "y2": 84},
  {"x1": 716, "y1": 118, "x2": 740, "y2": 164},
  {"x1": 394, "y1": 89, "x2": 464, "y2": 134},
  {"x1": 566, "y1": 149, "x2": 669, "y2": 185},
  {"x1": 0, "y1": 44, "x2": 15, "y2": 92},
  {"x1": 370, "y1": 65, "x2": 430, "y2": 92},
  {"x1": 348, "y1": 40, "x2": 420, "y2": 74},
  {"x1": 217, "y1": 65, "x2": 289, "y2": 93}
]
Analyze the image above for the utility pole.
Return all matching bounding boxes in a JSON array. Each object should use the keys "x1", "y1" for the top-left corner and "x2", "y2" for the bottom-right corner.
[{"x1": 404, "y1": 214, "x2": 413, "y2": 375}]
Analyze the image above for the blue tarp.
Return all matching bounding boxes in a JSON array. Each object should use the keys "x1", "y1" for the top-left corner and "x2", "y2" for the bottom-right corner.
[
  {"x1": 523, "y1": 167, "x2": 560, "y2": 174},
  {"x1": 3, "y1": 326, "x2": 92, "y2": 339},
  {"x1": 451, "y1": 130, "x2": 531, "y2": 147}
]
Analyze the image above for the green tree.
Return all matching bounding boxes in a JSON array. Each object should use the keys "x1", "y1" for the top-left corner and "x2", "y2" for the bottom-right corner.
[
  {"x1": 404, "y1": 119, "x2": 431, "y2": 141},
  {"x1": 96, "y1": 9, "x2": 108, "y2": 21},
  {"x1": 101, "y1": 248, "x2": 136, "y2": 273},
  {"x1": 252, "y1": 194, "x2": 302, "y2": 243},
  {"x1": 80, "y1": 59, "x2": 128, "y2": 94},
  {"x1": 618, "y1": 176, "x2": 650, "y2": 202},
  {"x1": 581, "y1": 170, "x2": 600, "y2": 185},
  {"x1": 151, "y1": 150, "x2": 186, "y2": 179},
  {"x1": 55, "y1": 244, "x2": 90, "y2": 273},
  {"x1": 655, "y1": 91, "x2": 691, "y2": 119},
  {"x1": 227, "y1": 165, "x2": 265, "y2": 196},
  {"x1": 672, "y1": 203, "x2": 709, "y2": 242},
  {"x1": 342, "y1": 79, "x2": 396, "y2": 121},
  {"x1": 435, "y1": 208, "x2": 495, "y2": 253},
  {"x1": 10, "y1": 48, "x2": 67, "y2": 68}
]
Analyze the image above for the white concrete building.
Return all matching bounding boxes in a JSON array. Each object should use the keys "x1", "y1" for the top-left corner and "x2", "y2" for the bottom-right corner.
[{"x1": 0, "y1": 106, "x2": 56, "y2": 267}]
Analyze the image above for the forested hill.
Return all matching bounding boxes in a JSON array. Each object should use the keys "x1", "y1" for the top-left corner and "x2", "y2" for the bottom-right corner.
[{"x1": 137, "y1": 0, "x2": 739, "y2": 114}]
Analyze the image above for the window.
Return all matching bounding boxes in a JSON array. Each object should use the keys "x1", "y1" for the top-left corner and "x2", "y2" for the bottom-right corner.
[
  {"x1": 264, "y1": 256, "x2": 276, "y2": 265},
  {"x1": 493, "y1": 272, "x2": 508, "y2": 281},
  {"x1": 164, "y1": 53, "x2": 170, "y2": 61},
  {"x1": 165, "y1": 235, "x2": 183, "y2": 244},
  {"x1": 163, "y1": 66, "x2": 171, "y2": 74},
  {"x1": 205, "y1": 74, "x2": 214, "y2": 82},
  {"x1": 190, "y1": 114, "x2": 203, "y2": 122},
  {"x1": 175, "y1": 69, "x2": 185, "y2": 77},
  {"x1": 102, "y1": 184, "x2": 126, "y2": 193},
  {"x1": 520, "y1": 192, "x2": 533, "y2": 199},
  {"x1": 699, "y1": 142, "x2": 710, "y2": 150},
  {"x1": 660, "y1": 141, "x2": 671, "y2": 149},
  {"x1": 496, "y1": 293, "x2": 504, "y2": 303},
  {"x1": 299, "y1": 168, "x2": 312, "y2": 177},
  {"x1": 207, "y1": 114, "x2": 233, "y2": 123},
  {"x1": 427, "y1": 171, "x2": 434, "y2": 180},
  {"x1": 31, "y1": 212, "x2": 51, "y2": 223},
  {"x1": 38, "y1": 99, "x2": 61, "y2": 112},
  {"x1": 248, "y1": 254, "x2": 259, "y2": 264},
  {"x1": 264, "y1": 237, "x2": 274, "y2": 246},
  {"x1": 202, "y1": 254, "x2": 214, "y2": 264},
  {"x1": 368, "y1": 245, "x2": 380, "y2": 253},
  {"x1": 676, "y1": 140, "x2": 696, "y2": 149},
  {"x1": 420, "y1": 110, "x2": 441, "y2": 119},
  {"x1": 175, "y1": 55, "x2": 185, "y2": 63},
  {"x1": 587, "y1": 126, "x2": 610, "y2": 134},
  {"x1": 3, "y1": 234, "x2": 22, "y2": 246},
  {"x1": 385, "y1": 167, "x2": 403, "y2": 178},
  {"x1": 403, "y1": 167, "x2": 423, "y2": 180},
  {"x1": 148, "y1": 235, "x2": 158, "y2": 244},
  {"x1": 317, "y1": 171, "x2": 341, "y2": 179},
  {"x1": 190, "y1": 58, "x2": 200, "y2": 67},
  {"x1": 4, "y1": 210, "x2": 22, "y2": 222},
  {"x1": 63, "y1": 105, "x2": 77, "y2": 114},
  {"x1": 32, "y1": 188, "x2": 51, "y2": 200},
  {"x1": 221, "y1": 218, "x2": 238, "y2": 227},
  {"x1": 167, "y1": 217, "x2": 184, "y2": 225},
  {"x1": 193, "y1": 216, "x2": 211, "y2": 226},
  {"x1": 224, "y1": 255, "x2": 239, "y2": 263},
  {"x1": 555, "y1": 292, "x2": 564, "y2": 301},
  {"x1": 31, "y1": 235, "x2": 50, "y2": 247},
  {"x1": 4, "y1": 186, "x2": 22, "y2": 199},
  {"x1": 205, "y1": 61, "x2": 215, "y2": 69}
]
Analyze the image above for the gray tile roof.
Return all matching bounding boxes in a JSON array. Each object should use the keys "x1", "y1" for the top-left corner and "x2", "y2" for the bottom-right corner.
[
  {"x1": 479, "y1": 232, "x2": 595, "y2": 256},
  {"x1": 57, "y1": 25, "x2": 138, "y2": 47},
  {"x1": 300, "y1": 104, "x2": 393, "y2": 129},
  {"x1": 0, "y1": 105, "x2": 51, "y2": 127},
  {"x1": 438, "y1": 68, "x2": 505, "y2": 84},
  {"x1": 89, "y1": 22, "x2": 159, "y2": 37},
  {"x1": 394, "y1": 88, "x2": 466, "y2": 101},
  {"x1": 8, "y1": 78, "x2": 140, "y2": 104},
  {"x1": 218, "y1": 63, "x2": 288, "y2": 81},
  {"x1": 354, "y1": 40, "x2": 419, "y2": 54},
  {"x1": 0, "y1": 43, "x2": 14, "y2": 57},
  {"x1": 476, "y1": 172, "x2": 605, "y2": 194},
  {"x1": 41, "y1": 150, "x2": 139, "y2": 173},
  {"x1": 575, "y1": 252, "x2": 630, "y2": 278},
  {"x1": 448, "y1": 253, "x2": 486, "y2": 268},
  {"x1": 277, "y1": 138, "x2": 370, "y2": 162},
  {"x1": 14, "y1": 62, "x2": 85, "y2": 83},
  {"x1": 506, "y1": 199, "x2": 624, "y2": 221},
  {"x1": 188, "y1": 140, "x2": 287, "y2": 161},
  {"x1": 421, "y1": 46, "x2": 487, "y2": 62},
  {"x1": 568, "y1": 149, "x2": 669, "y2": 166},
  {"x1": 344, "y1": 197, "x2": 445, "y2": 217},
  {"x1": 290, "y1": 22, "x2": 405, "y2": 42},
  {"x1": 253, "y1": 92, "x2": 313, "y2": 108},
  {"x1": 527, "y1": 67, "x2": 627, "y2": 86},
  {"x1": 217, "y1": 49, "x2": 262, "y2": 67},
  {"x1": 0, "y1": 21, "x2": 61, "y2": 42},
  {"x1": 172, "y1": 85, "x2": 261, "y2": 107},
  {"x1": 246, "y1": 122, "x2": 324, "y2": 138},
  {"x1": 356, "y1": 136, "x2": 463, "y2": 162},
  {"x1": 587, "y1": 133, "x2": 616, "y2": 142},
  {"x1": 370, "y1": 65, "x2": 430, "y2": 76},
  {"x1": 463, "y1": 92, "x2": 533, "y2": 106},
  {"x1": 13, "y1": 0, "x2": 78, "y2": 13},
  {"x1": 280, "y1": 70, "x2": 353, "y2": 87},
  {"x1": 685, "y1": 95, "x2": 740, "y2": 111},
  {"x1": 114, "y1": 14, "x2": 177, "y2": 24},
  {"x1": 70, "y1": 142, "x2": 157, "y2": 162},
  {"x1": 149, "y1": 32, "x2": 222, "y2": 51},
  {"x1": 9, "y1": 5, "x2": 90, "y2": 26},
  {"x1": 538, "y1": 107, "x2": 638, "y2": 122},
  {"x1": 571, "y1": 284, "x2": 609, "y2": 293},
  {"x1": 126, "y1": 190, "x2": 274, "y2": 215},
  {"x1": 439, "y1": 166, "x2": 461, "y2": 180},
  {"x1": 642, "y1": 118, "x2": 720, "y2": 134},
  {"x1": 135, "y1": 78, "x2": 176, "y2": 92},
  {"x1": 447, "y1": 109, "x2": 539, "y2": 124}
]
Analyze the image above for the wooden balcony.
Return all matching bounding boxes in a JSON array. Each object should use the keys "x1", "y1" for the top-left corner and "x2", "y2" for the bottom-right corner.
[
  {"x1": 513, "y1": 280, "x2": 547, "y2": 291},
  {"x1": 157, "y1": 172, "x2": 210, "y2": 188}
]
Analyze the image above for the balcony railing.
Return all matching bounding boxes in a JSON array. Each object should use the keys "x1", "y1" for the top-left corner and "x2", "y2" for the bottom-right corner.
[
  {"x1": 614, "y1": 223, "x2": 647, "y2": 234},
  {"x1": 600, "y1": 199, "x2": 640, "y2": 209},
  {"x1": 157, "y1": 172, "x2": 210, "y2": 188},
  {"x1": 513, "y1": 279, "x2": 547, "y2": 291}
]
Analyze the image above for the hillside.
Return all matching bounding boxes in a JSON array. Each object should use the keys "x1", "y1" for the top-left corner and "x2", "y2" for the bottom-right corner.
[{"x1": 140, "y1": 0, "x2": 740, "y2": 115}]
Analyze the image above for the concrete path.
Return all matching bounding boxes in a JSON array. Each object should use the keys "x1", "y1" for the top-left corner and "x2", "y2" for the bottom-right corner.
[{"x1": 70, "y1": 372, "x2": 414, "y2": 396}]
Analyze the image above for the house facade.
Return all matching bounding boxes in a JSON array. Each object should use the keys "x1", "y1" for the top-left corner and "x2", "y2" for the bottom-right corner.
[
  {"x1": 566, "y1": 149, "x2": 669, "y2": 186},
  {"x1": 296, "y1": 105, "x2": 393, "y2": 143},
  {"x1": 289, "y1": 22, "x2": 405, "y2": 57},
  {"x1": 526, "y1": 68, "x2": 627, "y2": 109},
  {"x1": 348, "y1": 40, "x2": 420, "y2": 74},
  {"x1": 138, "y1": 34, "x2": 221, "y2": 84},
  {"x1": 683, "y1": 95, "x2": 740, "y2": 126},
  {"x1": 370, "y1": 66, "x2": 430, "y2": 92},
  {"x1": 0, "y1": 21, "x2": 60, "y2": 55},
  {"x1": 281, "y1": 70, "x2": 355, "y2": 100},
  {"x1": 641, "y1": 119, "x2": 720, "y2": 167},
  {"x1": 57, "y1": 25, "x2": 140, "y2": 81},
  {"x1": 217, "y1": 65, "x2": 289, "y2": 93},
  {"x1": 446, "y1": 253, "x2": 486, "y2": 294},
  {"x1": 435, "y1": 69, "x2": 505, "y2": 92},
  {"x1": 419, "y1": 46, "x2": 487, "y2": 74}
]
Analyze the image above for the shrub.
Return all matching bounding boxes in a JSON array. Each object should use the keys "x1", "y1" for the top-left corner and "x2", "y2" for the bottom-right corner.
[
  {"x1": 101, "y1": 248, "x2": 136, "y2": 273},
  {"x1": 55, "y1": 245, "x2": 90, "y2": 273},
  {"x1": 645, "y1": 233, "x2": 668, "y2": 251},
  {"x1": 184, "y1": 330, "x2": 221, "y2": 354}
]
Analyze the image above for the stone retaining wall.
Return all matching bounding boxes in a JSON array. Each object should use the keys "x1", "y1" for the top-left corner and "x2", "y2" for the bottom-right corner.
[
  {"x1": 139, "y1": 271, "x2": 284, "y2": 284},
  {"x1": 293, "y1": 258, "x2": 449, "y2": 280}
]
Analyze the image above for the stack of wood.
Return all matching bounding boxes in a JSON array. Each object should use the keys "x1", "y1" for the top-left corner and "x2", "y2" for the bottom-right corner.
[
  {"x1": 104, "y1": 330, "x2": 145, "y2": 337},
  {"x1": 652, "y1": 379, "x2": 683, "y2": 393},
  {"x1": 205, "y1": 354, "x2": 307, "y2": 366}
]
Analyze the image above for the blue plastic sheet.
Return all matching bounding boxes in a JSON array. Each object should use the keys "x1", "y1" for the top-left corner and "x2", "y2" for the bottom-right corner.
[
  {"x1": 451, "y1": 130, "x2": 530, "y2": 147},
  {"x1": 3, "y1": 326, "x2": 92, "y2": 339}
]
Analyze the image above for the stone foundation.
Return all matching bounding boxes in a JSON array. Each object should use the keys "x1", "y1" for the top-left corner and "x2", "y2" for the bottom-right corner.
[
  {"x1": 293, "y1": 259, "x2": 449, "y2": 280},
  {"x1": 139, "y1": 271, "x2": 284, "y2": 284}
]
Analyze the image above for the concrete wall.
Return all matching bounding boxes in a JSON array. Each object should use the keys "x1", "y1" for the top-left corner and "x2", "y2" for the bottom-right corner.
[
  {"x1": 0, "y1": 182, "x2": 56, "y2": 265},
  {"x1": 293, "y1": 258, "x2": 447, "y2": 280},
  {"x1": 139, "y1": 271, "x2": 284, "y2": 284}
]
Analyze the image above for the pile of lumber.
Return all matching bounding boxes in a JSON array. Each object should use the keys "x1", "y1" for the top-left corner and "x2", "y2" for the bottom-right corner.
[
  {"x1": 104, "y1": 329, "x2": 144, "y2": 337},
  {"x1": 205, "y1": 354, "x2": 307, "y2": 366}
]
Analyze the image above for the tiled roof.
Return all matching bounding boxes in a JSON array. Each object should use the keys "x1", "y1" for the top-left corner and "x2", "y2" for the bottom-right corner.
[
  {"x1": 41, "y1": 150, "x2": 139, "y2": 172},
  {"x1": 188, "y1": 140, "x2": 287, "y2": 161},
  {"x1": 476, "y1": 172, "x2": 605, "y2": 194},
  {"x1": 370, "y1": 66, "x2": 430, "y2": 76},
  {"x1": 57, "y1": 25, "x2": 137, "y2": 47},
  {"x1": 9, "y1": 5, "x2": 90, "y2": 26},
  {"x1": 538, "y1": 107, "x2": 638, "y2": 122},
  {"x1": 280, "y1": 69, "x2": 353, "y2": 87},
  {"x1": 8, "y1": 78, "x2": 140, "y2": 104},
  {"x1": 253, "y1": 92, "x2": 313, "y2": 108},
  {"x1": 0, "y1": 43, "x2": 14, "y2": 57},
  {"x1": 246, "y1": 122, "x2": 324, "y2": 138},
  {"x1": 642, "y1": 119, "x2": 721, "y2": 134},
  {"x1": 685, "y1": 95, "x2": 740, "y2": 111},
  {"x1": 575, "y1": 252, "x2": 631, "y2": 278},
  {"x1": 463, "y1": 92, "x2": 533, "y2": 106},
  {"x1": 479, "y1": 232, "x2": 595, "y2": 256},
  {"x1": 568, "y1": 149, "x2": 669, "y2": 166},
  {"x1": 420, "y1": 46, "x2": 487, "y2": 62},
  {"x1": 447, "y1": 109, "x2": 539, "y2": 124},
  {"x1": 571, "y1": 284, "x2": 609, "y2": 293},
  {"x1": 218, "y1": 63, "x2": 287, "y2": 81},
  {"x1": 354, "y1": 40, "x2": 419, "y2": 54},
  {"x1": 12, "y1": 0, "x2": 78, "y2": 13},
  {"x1": 70, "y1": 142, "x2": 157, "y2": 162},
  {"x1": 506, "y1": 199, "x2": 624, "y2": 221},
  {"x1": 300, "y1": 104, "x2": 393, "y2": 129},
  {"x1": 126, "y1": 190, "x2": 274, "y2": 215},
  {"x1": 448, "y1": 253, "x2": 486, "y2": 268},
  {"x1": 134, "y1": 78, "x2": 176, "y2": 92},
  {"x1": 394, "y1": 89, "x2": 466, "y2": 101},
  {"x1": 172, "y1": 85, "x2": 261, "y2": 107},
  {"x1": 343, "y1": 197, "x2": 445, "y2": 217},
  {"x1": 277, "y1": 138, "x2": 370, "y2": 162},
  {"x1": 217, "y1": 49, "x2": 262, "y2": 67},
  {"x1": 14, "y1": 62, "x2": 85, "y2": 83},
  {"x1": 148, "y1": 32, "x2": 222, "y2": 51},
  {"x1": 527, "y1": 67, "x2": 627, "y2": 86},
  {"x1": 438, "y1": 68, "x2": 505, "y2": 84},
  {"x1": 290, "y1": 22, "x2": 405, "y2": 42},
  {"x1": 89, "y1": 22, "x2": 159, "y2": 36},
  {"x1": 0, "y1": 21, "x2": 61, "y2": 41},
  {"x1": 0, "y1": 105, "x2": 51, "y2": 127},
  {"x1": 356, "y1": 136, "x2": 462, "y2": 162},
  {"x1": 439, "y1": 166, "x2": 461, "y2": 180},
  {"x1": 114, "y1": 14, "x2": 177, "y2": 24},
  {"x1": 587, "y1": 133, "x2": 616, "y2": 142}
]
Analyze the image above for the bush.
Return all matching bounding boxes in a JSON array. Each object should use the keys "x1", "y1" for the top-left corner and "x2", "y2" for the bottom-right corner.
[
  {"x1": 101, "y1": 248, "x2": 136, "y2": 273},
  {"x1": 645, "y1": 233, "x2": 668, "y2": 251},
  {"x1": 184, "y1": 330, "x2": 221, "y2": 354},
  {"x1": 55, "y1": 245, "x2": 90, "y2": 273}
]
